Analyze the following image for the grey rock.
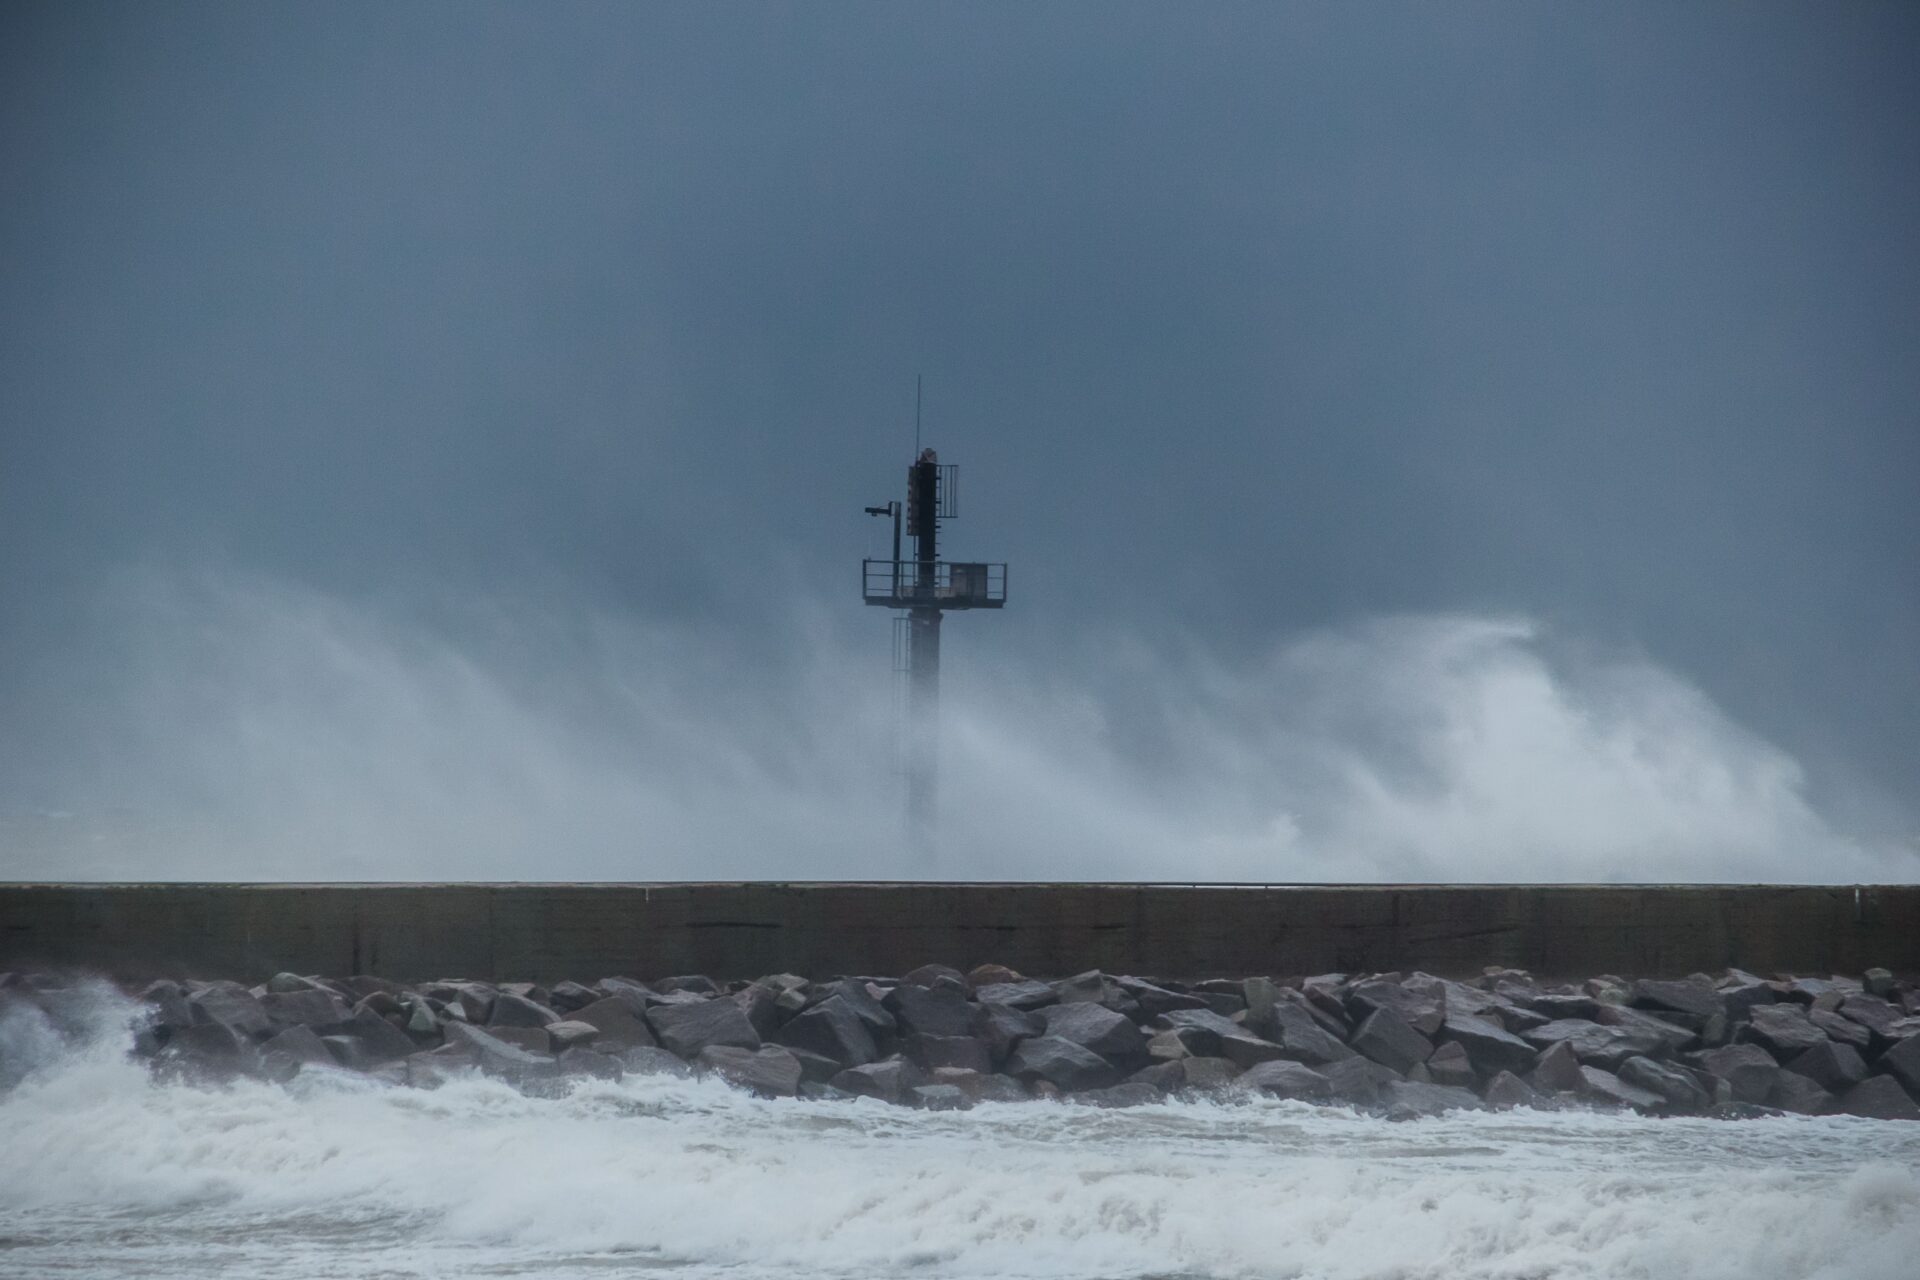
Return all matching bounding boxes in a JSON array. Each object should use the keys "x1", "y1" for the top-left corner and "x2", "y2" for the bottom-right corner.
[
  {"x1": 545, "y1": 1020, "x2": 600, "y2": 1052},
  {"x1": 260, "y1": 989, "x2": 350, "y2": 1029},
  {"x1": 1265, "y1": 1002, "x2": 1356, "y2": 1066},
  {"x1": 972, "y1": 980, "x2": 1057, "y2": 1011},
  {"x1": 265, "y1": 972, "x2": 327, "y2": 995},
  {"x1": 1150, "y1": 1008, "x2": 1243, "y2": 1055},
  {"x1": 697, "y1": 1044, "x2": 803, "y2": 1097},
  {"x1": 1523, "y1": 1019, "x2": 1666, "y2": 1070},
  {"x1": 566, "y1": 997, "x2": 658, "y2": 1048},
  {"x1": 1790, "y1": 1040, "x2": 1869, "y2": 1093},
  {"x1": 902, "y1": 963, "x2": 969, "y2": 990},
  {"x1": 547, "y1": 981, "x2": 600, "y2": 1014},
  {"x1": 1631, "y1": 979, "x2": 1724, "y2": 1021},
  {"x1": 1767, "y1": 1071, "x2": 1833, "y2": 1115},
  {"x1": 1426, "y1": 1040, "x2": 1478, "y2": 1089},
  {"x1": 1483, "y1": 1070, "x2": 1540, "y2": 1111},
  {"x1": 1618, "y1": 1056, "x2": 1710, "y2": 1111},
  {"x1": 162, "y1": 1020, "x2": 251, "y2": 1069},
  {"x1": 731, "y1": 984, "x2": 784, "y2": 1038},
  {"x1": 1578, "y1": 1065, "x2": 1664, "y2": 1111},
  {"x1": 647, "y1": 997, "x2": 761, "y2": 1058},
  {"x1": 1176, "y1": 1056, "x2": 1244, "y2": 1093},
  {"x1": 1836, "y1": 994, "x2": 1903, "y2": 1040},
  {"x1": 1691, "y1": 1043, "x2": 1781, "y2": 1104},
  {"x1": 1440, "y1": 1013, "x2": 1535, "y2": 1074},
  {"x1": 1593, "y1": 1004, "x2": 1695, "y2": 1053},
  {"x1": 1114, "y1": 976, "x2": 1209, "y2": 1017},
  {"x1": 1530, "y1": 1040, "x2": 1585, "y2": 1093},
  {"x1": 1217, "y1": 1031, "x2": 1291, "y2": 1070},
  {"x1": 831, "y1": 1057, "x2": 926, "y2": 1105},
  {"x1": 337, "y1": 1005, "x2": 417, "y2": 1063},
  {"x1": 1717, "y1": 973, "x2": 1777, "y2": 1020},
  {"x1": 780, "y1": 1046, "x2": 843, "y2": 1084},
  {"x1": 1006, "y1": 1035, "x2": 1121, "y2": 1091},
  {"x1": 1741, "y1": 1005, "x2": 1828, "y2": 1057},
  {"x1": 653, "y1": 975, "x2": 723, "y2": 997},
  {"x1": 262, "y1": 1024, "x2": 336, "y2": 1068},
  {"x1": 1808, "y1": 1008, "x2": 1871, "y2": 1050},
  {"x1": 1350, "y1": 1007, "x2": 1433, "y2": 1074},
  {"x1": 1236, "y1": 1059, "x2": 1331, "y2": 1100},
  {"x1": 487, "y1": 991, "x2": 560, "y2": 1029},
  {"x1": 445, "y1": 1021, "x2": 557, "y2": 1078},
  {"x1": 189, "y1": 984, "x2": 273, "y2": 1039},
  {"x1": 883, "y1": 984, "x2": 975, "y2": 1039},
  {"x1": 1875, "y1": 1032, "x2": 1920, "y2": 1093},
  {"x1": 775, "y1": 995, "x2": 878, "y2": 1068},
  {"x1": 1834, "y1": 1075, "x2": 1920, "y2": 1121},
  {"x1": 1039, "y1": 1002, "x2": 1148, "y2": 1063},
  {"x1": 485, "y1": 1026, "x2": 550, "y2": 1053},
  {"x1": 904, "y1": 1032, "x2": 993, "y2": 1074},
  {"x1": 1322, "y1": 1056, "x2": 1399, "y2": 1107},
  {"x1": 1864, "y1": 968, "x2": 1895, "y2": 998},
  {"x1": 971, "y1": 1001, "x2": 1045, "y2": 1064}
]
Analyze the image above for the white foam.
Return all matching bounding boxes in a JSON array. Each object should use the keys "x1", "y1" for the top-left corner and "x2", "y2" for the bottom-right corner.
[{"x1": 2, "y1": 1004, "x2": 1917, "y2": 1279}]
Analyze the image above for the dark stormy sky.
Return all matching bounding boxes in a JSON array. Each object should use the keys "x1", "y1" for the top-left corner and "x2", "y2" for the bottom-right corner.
[{"x1": 2, "y1": 3, "x2": 1916, "y2": 882}]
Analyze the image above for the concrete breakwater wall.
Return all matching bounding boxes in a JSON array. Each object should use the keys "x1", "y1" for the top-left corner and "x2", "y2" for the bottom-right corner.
[{"x1": 3, "y1": 883, "x2": 1917, "y2": 982}]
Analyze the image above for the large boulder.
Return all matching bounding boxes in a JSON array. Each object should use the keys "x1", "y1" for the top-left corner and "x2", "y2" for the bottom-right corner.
[
  {"x1": 444, "y1": 1021, "x2": 556, "y2": 1078},
  {"x1": 773, "y1": 995, "x2": 878, "y2": 1068},
  {"x1": 487, "y1": 991, "x2": 560, "y2": 1029},
  {"x1": 1618, "y1": 1056, "x2": 1710, "y2": 1112},
  {"x1": 566, "y1": 997, "x2": 658, "y2": 1049},
  {"x1": 189, "y1": 984, "x2": 273, "y2": 1039},
  {"x1": 262, "y1": 1024, "x2": 337, "y2": 1069},
  {"x1": 1578, "y1": 1065, "x2": 1664, "y2": 1112},
  {"x1": 1483, "y1": 1071, "x2": 1541, "y2": 1111},
  {"x1": 1038, "y1": 1002, "x2": 1148, "y2": 1063},
  {"x1": 1115, "y1": 976, "x2": 1209, "y2": 1018},
  {"x1": 1350, "y1": 1007, "x2": 1433, "y2": 1074},
  {"x1": 1691, "y1": 1043, "x2": 1780, "y2": 1105},
  {"x1": 1265, "y1": 1002, "x2": 1355, "y2": 1066},
  {"x1": 1006, "y1": 1035, "x2": 1121, "y2": 1091},
  {"x1": 1425, "y1": 1041, "x2": 1477, "y2": 1089},
  {"x1": 904, "y1": 1033, "x2": 993, "y2": 1075},
  {"x1": 646, "y1": 998, "x2": 761, "y2": 1059},
  {"x1": 883, "y1": 984, "x2": 975, "y2": 1039},
  {"x1": 1592, "y1": 1004, "x2": 1694, "y2": 1054},
  {"x1": 972, "y1": 1001, "x2": 1045, "y2": 1065},
  {"x1": 1789, "y1": 1040, "x2": 1868, "y2": 1093},
  {"x1": 972, "y1": 980, "x2": 1057, "y2": 1011},
  {"x1": 1150, "y1": 1008, "x2": 1243, "y2": 1056},
  {"x1": 1529, "y1": 1040, "x2": 1584, "y2": 1093},
  {"x1": 1322, "y1": 1056, "x2": 1399, "y2": 1108},
  {"x1": 1631, "y1": 979, "x2": 1724, "y2": 1022},
  {"x1": 1522, "y1": 1019, "x2": 1666, "y2": 1070},
  {"x1": 260, "y1": 989, "x2": 350, "y2": 1029},
  {"x1": 1440, "y1": 1013, "x2": 1535, "y2": 1075},
  {"x1": 831, "y1": 1057, "x2": 926, "y2": 1105},
  {"x1": 1836, "y1": 995, "x2": 1903, "y2": 1041},
  {"x1": 1833, "y1": 1075, "x2": 1920, "y2": 1121},
  {"x1": 1236, "y1": 1059, "x2": 1331, "y2": 1101},
  {"x1": 333, "y1": 1005, "x2": 417, "y2": 1064},
  {"x1": 1741, "y1": 1005, "x2": 1828, "y2": 1057},
  {"x1": 697, "y1": 1045, "x2": 803, "y2": 1097},
  {"x1": 1879, "y1": 1032, "x2": 1920, "y2": 1093},
  {"x1": 1767, "y1": 1072, "x2": 1833, "y2": 1115}
]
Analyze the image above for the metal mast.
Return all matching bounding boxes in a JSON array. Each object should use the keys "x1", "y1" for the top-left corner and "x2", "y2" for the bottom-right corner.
[{"x1": 862, "y1": 442, "x2": 1006, "y2": 865}]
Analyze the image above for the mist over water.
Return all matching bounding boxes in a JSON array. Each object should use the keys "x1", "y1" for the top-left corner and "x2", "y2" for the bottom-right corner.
[
  {"x1": 2, "y1": 987, "x2": 1917, "y2": 1280},
  {"x1": 0, "y1": 568, "x2": 1910, "y2": 883}
]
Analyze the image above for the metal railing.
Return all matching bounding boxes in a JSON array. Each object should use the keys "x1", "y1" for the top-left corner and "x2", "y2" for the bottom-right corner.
[{"x1": 862, "y1": 559, "x2": 1007, "y2": 609}]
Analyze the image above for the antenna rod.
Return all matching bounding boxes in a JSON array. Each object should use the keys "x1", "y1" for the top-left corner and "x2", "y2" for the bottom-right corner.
[{"x1": 914, "y1": 374, "x2": 922, "y2": 456}]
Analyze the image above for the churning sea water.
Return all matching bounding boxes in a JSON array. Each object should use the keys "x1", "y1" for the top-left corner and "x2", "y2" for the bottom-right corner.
[{"x1": 2, "y1": 994, "x2": 1918, "y2": 1280}]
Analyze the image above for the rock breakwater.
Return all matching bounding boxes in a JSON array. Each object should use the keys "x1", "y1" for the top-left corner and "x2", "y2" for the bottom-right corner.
[{"x1": 6, "y1": 963, "x2": 1920, "y2": 1119}]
